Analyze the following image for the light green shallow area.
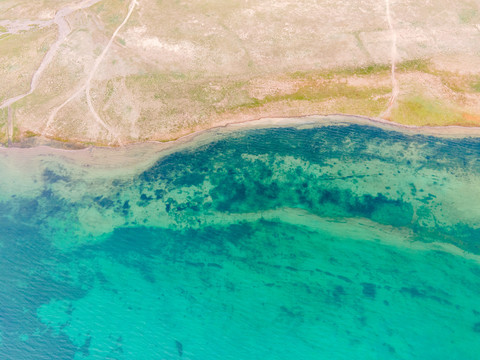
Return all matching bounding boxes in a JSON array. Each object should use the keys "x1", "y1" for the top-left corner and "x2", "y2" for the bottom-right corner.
[{"x1": 1, "y1": 120, "x2": 480, "y2": 359}]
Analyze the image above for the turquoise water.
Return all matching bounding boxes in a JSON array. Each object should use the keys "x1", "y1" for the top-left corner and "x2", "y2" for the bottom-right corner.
[{"x1": 1, "y1": 121, "x2": 480, "y2": 359}]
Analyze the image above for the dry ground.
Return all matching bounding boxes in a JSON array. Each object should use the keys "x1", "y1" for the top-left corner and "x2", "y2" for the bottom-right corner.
[{"x1": 1, "y1": 0, "x2": 480, "y2": 145}]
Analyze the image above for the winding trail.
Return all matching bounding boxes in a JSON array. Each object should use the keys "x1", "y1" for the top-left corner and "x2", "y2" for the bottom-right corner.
[
  {"x1": 0, "y1": 0, "x2": 104, "y2": 110},
  {"x1": 85, "y1": 0, "x2": 138, "y2": 145},
  {"x1": 381, "y1": 0, "x2": 399, "y2": 119},
  {"x1": 44, "y1": 0, "x2": 137, "y2": 145}
]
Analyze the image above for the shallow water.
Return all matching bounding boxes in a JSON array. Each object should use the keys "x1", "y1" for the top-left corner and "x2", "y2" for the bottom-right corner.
[{"x1": 1, "y1": 121, "x2": 480, "y2": 359}]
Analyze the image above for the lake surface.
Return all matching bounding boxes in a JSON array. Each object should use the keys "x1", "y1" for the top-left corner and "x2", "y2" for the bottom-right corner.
[{"x1": 1, "y1": 119, "x2": 480, "y2": 359}]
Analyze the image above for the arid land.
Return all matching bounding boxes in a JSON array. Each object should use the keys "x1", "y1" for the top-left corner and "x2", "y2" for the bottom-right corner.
[{"x1": 1, "y1": 0, "x2": 480, "y2": 146}]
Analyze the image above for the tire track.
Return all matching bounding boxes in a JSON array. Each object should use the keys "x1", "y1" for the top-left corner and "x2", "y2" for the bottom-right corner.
[
  {"x1": 0, "y1": 0, "x2": 104, "y2": 110},
  {"x1": 44, "y1": 0, "x2": 138, "y2": 145}
]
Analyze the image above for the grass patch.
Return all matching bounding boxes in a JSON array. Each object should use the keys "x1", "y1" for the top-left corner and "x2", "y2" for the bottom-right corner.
[
  {"x1": 338, "y1": 63, "x2": 391, "y2": 76},
  {"x1": 223, "y1": 80, "x2": 390, "y2": 116},
  {"x1": 290, "y1": 59, "x2": 430, "y2": 81},
  {"x1": 270, "y1": 83, "x2": 381, "y2": 102},
  {"x1": 397, "y1": 59, "x2": 430, "y2": 73},
  {"x1": 23, "y1": 130, "x2": 38, "y2": 138},
  {"x1": 255, "y1": 83, "x2": 386, "y2": 105},
  {"x1": 126, "y1": 72, "x2": 249, "y2": 111},
  {"x1": 126, "y1": 72, "x2": 190, "y2": 90},
  {"x1": 90, "y1": 0, "x2": 128, "y2": 33},
  {"x1": 290, "y1": 64, "x2": 390, "y2": 81},
  {"x1": 108, "y1": 15, "x2": 121, "y2": 25},
  {"x1": 459, "y1": 8, "x2": 478, "y2": 24},
  {"x1": 92, "y1": 0, "x2": 130, "y2": 33},
  {"x1": 471, "y1": 79, "x2": 480, "y2": 92},
  {"x1": 0, "y1": 108, "x2": 7, "y2": 144},
  {"x1": 0, "y1": 108, "x2": 7, "y2": 123},
  {"x1": 429, "y1": 72, "x2": 480, "y2": 94},
  {"x1": 0, "y1": 27, "x2": 52, "y2": 57},
  {"x1": 104, "y1": 80, "x2": 115, "y2": 101},
  {"x1": 392, "y1": 95, "x2": 463, "y2": 126}
]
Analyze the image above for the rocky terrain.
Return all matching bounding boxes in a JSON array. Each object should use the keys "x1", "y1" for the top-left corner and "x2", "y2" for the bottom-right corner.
[{"x1": 1, "y1": 0, "x2": 480, "y2": 145}]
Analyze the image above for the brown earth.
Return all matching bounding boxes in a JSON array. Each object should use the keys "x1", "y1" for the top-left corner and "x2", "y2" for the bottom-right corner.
[{"x1": 1, "y1": 0, "x2": 480, "y2": 145}]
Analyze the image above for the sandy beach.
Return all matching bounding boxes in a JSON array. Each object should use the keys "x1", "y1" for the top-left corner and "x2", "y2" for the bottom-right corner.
[{"x1": 2, "y1": 113, "x2": 480, "y2": 165}]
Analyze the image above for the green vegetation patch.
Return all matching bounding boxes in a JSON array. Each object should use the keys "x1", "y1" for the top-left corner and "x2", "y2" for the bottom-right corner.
[
  {"x1": 392, "y1": 95, "x2": 463, "y2": 126},
  {"x1": 289, "y1": 60, "x2": 430, "y2": 81},
  {"x1": 126, "y1": 72, "x2": 250, "y2": 109},
  {"x1": 104, "y1": 79, "x2": 115, "y2": 101},
  {"x1": 227, "y1": 80, "x2": 390, "y2": 114},
  {"x1": 0, "y1": 28, "x2": 51, "y2": 57},
  {"x1": 459, "y1": 8, "x2": 478, "y2": 24},
  {"x1": 0, "y1": 109, "x2": 6, "y2": 123},
  {"x1": 290, "y1": 64, "x2": 390, "y2": 81},
  {"x1": 265, "y1": 83, "x2": 386, "y2": 102},
  {"x1": 23, "y1": 130, "x2": 38, "y2": 138},
  {"x1": 396, "y1": 59, "x2": 430, "y2": 73},
  {"x1": 126, "y1": 72, "x2": 190, "y2": 90},
  {"x1": 91, "y1": 0, "x2": 129, "y2": 32},
  {"x1": 471, "y1": 78, "x2": 480, "y2": 92},
  {"x1": 0, "y1": 108, "x2": 7, "y2": 144},
  {"x1": 338, "y1": 63, "x2": 391, "y2": 77}
]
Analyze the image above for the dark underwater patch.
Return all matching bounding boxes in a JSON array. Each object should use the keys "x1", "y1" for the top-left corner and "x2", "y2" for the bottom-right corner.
[
  {"x1": 133, "y1": 125, "x2": 480, "y2": 252},
  {"x1": 94, "y1": 196, "x2": 114, "y2": 209},
  {"x1": 43, "y1": 168, "x2": 70, "y2": 183},
  {"x1": 473, "y1": 322, "x2": 480, "y2": 333},
  {"x1": 362, "y1": 283, "x2": 376, "y2": 299}
]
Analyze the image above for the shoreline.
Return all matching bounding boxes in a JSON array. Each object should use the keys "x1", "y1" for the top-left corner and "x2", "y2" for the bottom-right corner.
[
  {"x1": 2, "y1": 113, "x2": 480, "y2": 173},
  {"x1": 219, "y1": 113, "x2": 480, "y2": 136}
]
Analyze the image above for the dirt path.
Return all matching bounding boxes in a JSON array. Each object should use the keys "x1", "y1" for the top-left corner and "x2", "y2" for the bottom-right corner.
[
  {"x1": 85, "y1": 0, "x2": 138, "y2": 145},
  {"x1": 44, "y1": 0, "x2": 138, "y2": 145},
  {"x1": 381, "y1": 0, "x2": 399, "y2": 119},
  {"x1": 0, "y1": 0, "x2": 104, "y2": 111}
]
